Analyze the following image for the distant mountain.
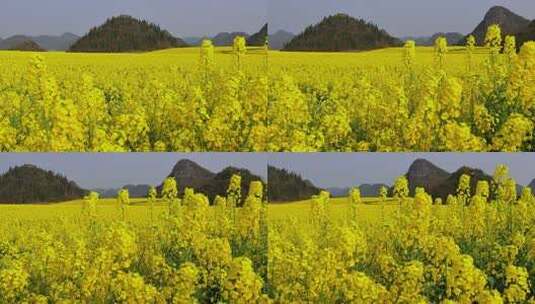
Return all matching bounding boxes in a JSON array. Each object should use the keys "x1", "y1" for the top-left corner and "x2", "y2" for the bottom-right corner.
[
  {"x1": 158, "y1": 159, "x2": 264, "y2": 205},
  {"x1": 326, "y1": 183, "x2": 388, "y2": 198},
  {"x1": 268, "y1": 166, "x2": 321, "y2": 202},
  {"x1": 360, "y1": 184, "x2": 390, "y2": 197},
  {"x1": 466, "y1": 6, "x2": 530, "y2": 45},
  {"x1": 0, "y1": 165, "x2": 87, "y2": 204},
  {"x1": 183, "y1": 36, "x2": 204, "y2": 46},
  {"x1": 182, "y1": 27, "x2": 265, "y2": 47},
  {"x1": 403, "y1": 32, "x2": 464, "y2": 46},
  {"x1": 123, "y1": 184, "x2": 151, "y2": 197},
  {"x1": 8, "y1": 39, "x2": 45, "y2": 52},
  {"x1": 91, "y1": 188, "x2": 116, "y2": 198},
  {"x1": 283, "y1": 13, "x2": 400, "y2": 52},
  {"x1": 212, "y1": 31, "x2": 250, "y2": 46},
  {"x1": 269, "y1": 158, "x2": 529, "y2": 204},
  {"x1": 0, "y1": 35, "x2": 39, "y2": 50},
  {"x1": 269, "y1": 30, "x2": 295, "y2": 50},
  {"x1": 95, "y1": 184, "x2": 151, "y2": 198},
  {"x1": 326, "y1": 187, "x2": 349, "y2": 197},
  {"x1": 183, "y1": 31, "x2": 254, "y2": 46},
  {"x1": 431, "y1": 32, "x2": 464, "y2": 45},
  {"x1": 34, "y1": 33, "x2": 79, "y2": 50},
  {"x1": 0, "y1": 35, "x2": 23, "y2": 49},
  {"x1": 0, "y1": 33, "x2": 79, "y2": 50},
  {"x1": 401, "y1": 36, "x2": 432, "y2": 46},
  {"x1": 247, "y1": 23, "x2": 268, "y2": 46},
  {"x1": 70, "y1": 15, "x2": 187, "y2": 52}
]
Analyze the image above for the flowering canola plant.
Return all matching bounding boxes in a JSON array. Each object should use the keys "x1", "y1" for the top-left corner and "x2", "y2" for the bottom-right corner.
[
  {"x1": 268, "y1": 25, "x2": 535, "y2": 152},
  {"x1": 0, "y1": 44, "x2": 267, "y2": 152},
  {"x1": 268, "y1": 164, "x2": 535, "y2": 302},
  {"x1": 0, "y1": 175, "x2": 269, "y2": 303},
  {"x1": 1, "y1": 26, "x2": 534, "y2": 152}
]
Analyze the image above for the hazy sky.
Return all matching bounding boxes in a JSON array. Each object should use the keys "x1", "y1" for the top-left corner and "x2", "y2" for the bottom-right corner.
[
  {"x1": 2, "y1": 153, "x2": 535, "y2": 190},
  {"x1": 2, "y1": 1, "x2": 534, "y2": 39},
  {"x1": 269, "y1": 153, "x2": 535, "y2": 189},
  {"x1": 269, "y1": 0, "x2": 535, "y2": 37},
  {"x1": 0, "y1": 0, "x2": 267, "y2": 38},
  {"x1": 0, "y1": 153, "x2": 267, "y2": 189}
]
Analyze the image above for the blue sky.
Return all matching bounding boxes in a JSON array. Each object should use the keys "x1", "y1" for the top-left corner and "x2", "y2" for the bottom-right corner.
[
  {"x1": 1, "y1": 153, "x2": 534, "y2": 190},
  {"x1": 269, "y1": 153, "x2": 535, "y2": 188},
  {"x1": 0, "y1": 0, "x2": 267, "y2": 38},
  {"x1": 269, "y1": 0, "x2": 535, "y2": 36},
  {"x1": 0, "y1": 153, "x2": 268, "y2": 189},
  {"x1": 1, "y1": 1, "x2": 534, "y2": 38}
]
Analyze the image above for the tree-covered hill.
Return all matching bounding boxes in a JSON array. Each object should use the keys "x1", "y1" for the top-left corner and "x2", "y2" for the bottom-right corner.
[
  {"x1": 0, "y1": 165, "x2": 87, "y2": 204},
  {"x1": 69, "y1": 15, "x2": 187, "y2": 52},
  {"x1": 283, "y1": 13, "x2": 400, "y2": 52},
  {"x1": 158, "y1": 159, "x2": 265, "y2": 205},
  {"x1": 268, "y1": 166, "x2": 321, "y2": 202}
]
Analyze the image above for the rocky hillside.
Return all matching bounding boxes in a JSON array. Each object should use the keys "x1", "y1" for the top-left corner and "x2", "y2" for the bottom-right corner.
[
  {"x1": 467, "y1": 6, "x2": 530, "y2": 45},
  {"x1": 268, "y1": 166, "x2": 321, "y2": 202},
  {"x1": 247, "y1": 23, "x2": 268, "y2": 46},
  {"x1": 162, "y1": 159, "x2": 215, "y2": 193},
  {"x1": 0, "y1": 165, "x2": 87, "y2": 204},
  {"x1": 96, "y1": 184, "x2": 152, "y2": 198},
  {"x1": 405, "y1": 159, "x2": 523, "y2": 201},
  {"x1": 0, "y1": 33, "x2": 79, "y2": 50},
  {"x1": 69, "y1": 15, "x2": 187, "y2": 52},
  {"x1": 406, "y1": 159, "x2": 450, "y2": 196},
  {"x1": 212, "y1": 31, "x2": 249, "y2": 46},
  {"x1": 516, "y1": 20, "x2": 535, "y2": 49},
  {"x1": 283, "y1": 13, "x2": 400, "y2": 51},
  {"x1": 158, "y1": 159, "x2": 264, "y2": 205}
]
